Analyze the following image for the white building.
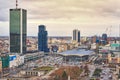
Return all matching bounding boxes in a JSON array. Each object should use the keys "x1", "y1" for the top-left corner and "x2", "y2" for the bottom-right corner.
[{"x1": 9, "y1": 55, "x2": 24, "y2": 68}]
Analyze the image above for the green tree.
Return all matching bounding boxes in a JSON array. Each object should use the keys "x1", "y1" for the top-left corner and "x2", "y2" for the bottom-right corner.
[
  {"x1": 62, "y1": 71, "x2": 68, "y2": 80},
  {"x1": 54, "y1": 75, "x2": 60, "y2": 80}
]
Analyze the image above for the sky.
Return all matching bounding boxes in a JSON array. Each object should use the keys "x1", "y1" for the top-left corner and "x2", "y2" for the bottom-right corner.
[{"x1": 0, "y1": 0, "x2": 120, "y2": 37}]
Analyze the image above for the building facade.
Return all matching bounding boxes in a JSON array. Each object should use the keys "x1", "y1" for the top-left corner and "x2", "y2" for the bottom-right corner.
[
  {"x1": 102, "y1": 33, "x2": 107, "y2": 44},
  {"x1": 102, "y1": 33, "x2": 107, "y2": 41},
  {"x1": 20, "y1": 70, "x2": 45, "y2": 77},
  {"x1": 10, "y1": 8, "x2": 27, "y2": 54},
  {"x1": 0, "y1": 54, "x2": 9, "y2": 76},
  {"x1": 38, "y1": 25, "x2": 49, "y2": 52},
  {"x1": 73, "y1": 29, "x2": 80, "y2": 42}
]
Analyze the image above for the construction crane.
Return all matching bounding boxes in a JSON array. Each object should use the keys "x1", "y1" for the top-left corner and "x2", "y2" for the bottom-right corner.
[
  {"x1": 108, "y1": 26, "x2": 112, "y2": 43},
  {"x1": 104, "y1": 26, "x2": 112, "y2": 43}
]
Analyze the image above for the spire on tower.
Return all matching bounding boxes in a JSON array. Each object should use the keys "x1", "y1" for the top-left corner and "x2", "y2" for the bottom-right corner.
[{"x1": 16, "y1": 0, "x2": 18, "y2": 9}]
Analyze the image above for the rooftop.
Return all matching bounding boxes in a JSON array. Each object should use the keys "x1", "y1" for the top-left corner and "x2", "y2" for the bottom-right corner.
[{"x1": 58, "y1": 49, "x2": 95, "y2": 56}]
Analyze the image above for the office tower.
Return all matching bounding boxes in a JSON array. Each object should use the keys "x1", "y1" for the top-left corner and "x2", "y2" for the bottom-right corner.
[
  {"x1": 102, "y1": 33, "x2": 107, "y2": 45},
  {"x1": 10, "y1": 8, "x2": 27, "y2": 54},
  {"x1": 102, "y1": 33, "x2": 107, "y2": 41},
  {"x1": 73, "y1": 29, "x2": 80, "y2": 42},
  {"x1": 38, "y1": 25, "x2": 49, "y2": 52}
]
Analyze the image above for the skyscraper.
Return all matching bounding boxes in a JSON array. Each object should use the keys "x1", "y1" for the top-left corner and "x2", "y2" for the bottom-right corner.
[
  {"x1": 10, "y1": 8, "x2": 27, "y2": 54},
  {"x1": 102, "y1": 33, "x2": 107, "y2": 41},
  {"x1": 102, "y1": 33, "x2": 107, "y2": 44},
  {"x1": 73, "y1": 29, "x2": 80, "y2": 42},
  {"x1": 38, "y1": 25, "x2": 49, "y2": 52}
]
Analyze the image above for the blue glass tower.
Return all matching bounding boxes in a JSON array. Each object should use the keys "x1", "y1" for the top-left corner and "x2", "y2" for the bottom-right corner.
[
  {"x1": 102, "y1": 33, "x2": 107, "y2": 41},
  {"x1": 102, "y1": 33, "x2": 107, "y2": 44},
  {"x1": 38, "y1": 25, "x2": 49, "y2": 52}
]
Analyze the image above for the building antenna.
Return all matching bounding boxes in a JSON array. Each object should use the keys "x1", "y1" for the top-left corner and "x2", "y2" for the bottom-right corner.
[{"x1": 16, "y1": 0, "x2": 18, "y2": 9}]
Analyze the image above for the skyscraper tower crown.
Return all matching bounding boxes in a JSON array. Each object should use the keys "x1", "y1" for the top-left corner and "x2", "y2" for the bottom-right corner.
[{"x1": 39, "y1": 25, "x2": 46, "y2": 32}]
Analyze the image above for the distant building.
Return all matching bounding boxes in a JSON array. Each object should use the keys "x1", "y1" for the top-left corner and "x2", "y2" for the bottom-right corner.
[
  {"x1": 0, "y1": 59, "x2": 2, "y2": 73},
  {"x1": 102, "y1": 33, "x2": 107, "y2": 44},
  {"x1": 10, "y1": 8, "x2": 27, "y2": 54},
  {"x1": 102, "y1": 33, "x2": 107, "y2": 41},
  {"x1": 38, "y1": 25, "x2": 49, "y2": 52},
  {"x1": 51, "y1": 45, "x2": 58, "y2": 52},
  {"x1": 92, "y1": 35, "x2": 99, "y2": 43},
  {"x1": 73, "y1": 29, "x2": 80, "y2": 42},
  {"x1": 111, "y1": 43, "x2": 120, "y2": 51}
]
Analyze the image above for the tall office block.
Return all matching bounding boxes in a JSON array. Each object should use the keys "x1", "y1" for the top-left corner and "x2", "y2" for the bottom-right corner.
[
  {"x1": 102, "y1": 33, "x2": 107, "y2": 45},
  {"x1": 10, "y1": 9, "x2": 27, "y2": 54},
  {"x1": 102, "y1": 33, "x2": 107, "y2": 41},
  {"x1": 38, "y1": 25, "x2": 49, "y2": 52},
  {"x1": 73, "y1": 29, "x2": 80, "y2": 42}
]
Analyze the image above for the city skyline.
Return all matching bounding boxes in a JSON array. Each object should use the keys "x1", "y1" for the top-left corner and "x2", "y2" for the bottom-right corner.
[{"x1": 0, "y1": 0, "x2": 120, "y2": 36}]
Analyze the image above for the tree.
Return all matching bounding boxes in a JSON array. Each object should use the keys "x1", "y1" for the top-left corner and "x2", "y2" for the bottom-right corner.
[
  {"x1": 54, "y1": 75, "x2": 60, "y2": 80},
  {"x1": 62, "y1": 71, "x2": 68, "y2": 80}
]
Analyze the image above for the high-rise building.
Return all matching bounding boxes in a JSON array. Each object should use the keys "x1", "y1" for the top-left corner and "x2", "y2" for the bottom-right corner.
[
  {"x1": 10, "y1": 8, "x2": 27, "y2": 54},
  {"x1": 73, "y1": 29, "x2": 80, "y2": 42},
  {"x1": 102, "y1": 33, "x2": 107, "y2": 44},
  {"x1": 38, "y1": 25, "x2": 49, "y2": 52},
  {"x1": 102, "y1": 33, "x2": 107, "y2": 41}
]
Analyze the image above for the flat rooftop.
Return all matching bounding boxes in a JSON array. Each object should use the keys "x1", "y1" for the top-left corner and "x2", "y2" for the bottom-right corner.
[{"x1": 58, "y1": 49, "x2": 95, "y2": 57}]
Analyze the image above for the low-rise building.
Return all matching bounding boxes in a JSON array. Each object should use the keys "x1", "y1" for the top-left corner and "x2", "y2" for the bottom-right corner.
[
  {"x1": 20, "y1": 70, "x2": 44, "y2": 77},
  {"x1": 0, "y1": 59, "x2": 2, "y2": 74},
  {"x1": 1, "y1": 77, "x2": 29, "y2": 80},
  {"x1": 24, "y1": 52, "x2": 44, "y2": 62},
  {"x1": 0, "y1": 54, "x2": 9, "y2": 76},
  {"x1": 9, "y1": 54, "x2": 24, "y2": 68},
  {"x1": 57, "y1": 49, "x2": 95, "y2": 62}
]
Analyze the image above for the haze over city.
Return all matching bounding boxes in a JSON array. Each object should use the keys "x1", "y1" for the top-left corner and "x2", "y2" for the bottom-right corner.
[{"x1": 0, "y1": 0, "x2": 120, "y2": 36}]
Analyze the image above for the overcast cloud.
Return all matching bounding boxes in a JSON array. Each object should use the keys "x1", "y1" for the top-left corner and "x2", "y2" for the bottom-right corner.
[{"x1": 0, "y1": 0, "x2": 120, "y2": 36}]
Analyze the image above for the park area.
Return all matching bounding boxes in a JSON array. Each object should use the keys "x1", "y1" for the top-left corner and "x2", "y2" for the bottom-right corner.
[
  {"x1": 33, "y1": 66, "x2": 53, "y2": 74},
  {"x1": 49, "y1": 66, "x2": 83, "y2": 80}
]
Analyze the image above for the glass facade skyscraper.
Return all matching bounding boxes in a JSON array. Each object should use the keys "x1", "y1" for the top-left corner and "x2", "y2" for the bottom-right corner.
[
  {"x1": 38, "y1": 25, "x2": 49, "y2": 52},
  {"x1": 102, "y1": 33, "x2": 107, "y2": 45},
  {"x1": 73, "y1": 29, "x2": 80, "y2": 42},
  {"x1": 102, "y1": 33, "x2": 107, "y2": 41},
  {"x1": 10, "y1": 9, "x2": 27, "y2": 54}
]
